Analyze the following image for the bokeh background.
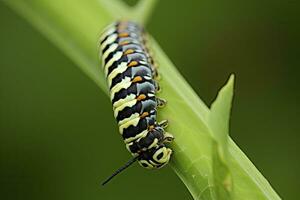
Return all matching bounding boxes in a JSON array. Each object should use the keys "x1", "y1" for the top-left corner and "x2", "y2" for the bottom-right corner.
[{"x1": 1, "y1": 0, "x2": 299, "y2": 199}]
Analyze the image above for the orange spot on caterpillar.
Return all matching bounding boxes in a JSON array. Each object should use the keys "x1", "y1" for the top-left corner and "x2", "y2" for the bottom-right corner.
[
  {"x1": 132, "y1": 76, "x2": 143, "y2": 83},
  {"x1": 140, "y1": 112, "x2": 149, "y2": 119},
  {"x1": 124, "y1": 49, "x2": 134, "y2": 55},
  {"x1": 119, "y1": 32, "x2": 129, "y2": 37},
  {"x1": 136, "y1": 94, "x2": 146, "y2": 101},
  {"x1": 120, "y1": 41, "x2": 130, "y2": 46},
  {"x1": 127, "y1": 61, "x2": 138, "y2": 67}
]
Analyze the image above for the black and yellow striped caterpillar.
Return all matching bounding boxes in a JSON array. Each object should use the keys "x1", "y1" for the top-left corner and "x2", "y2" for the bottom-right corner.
[{"x1": 99, "y1": 21, "x2": 174, "y2": 185}]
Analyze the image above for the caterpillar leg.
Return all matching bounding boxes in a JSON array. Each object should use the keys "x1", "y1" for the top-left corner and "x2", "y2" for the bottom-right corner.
[
  {"x1": 157, "y1": 120, "x2": 174, "y2": 143},
  {"x1": 158, "y1": 120, "x2": 168, "y2": 128},
  {"x1": 146, "y1": 50, "x2": 160, "y2": 80},
  {"x1": 154, "y1": 80, "x2": 161, "y2": 92},
  {"x1": 152, "y1": 69, "x2": 160, "y2": 80},
  {"x1": 163, "y1": 132, "x2": 174, "y2": 143},
  {"x1": 156, "y1": 97, "x2": 167, "y2": 108}
]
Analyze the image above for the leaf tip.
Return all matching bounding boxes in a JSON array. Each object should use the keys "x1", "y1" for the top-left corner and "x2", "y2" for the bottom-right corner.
[{"x1": 226, "y1": 74, "x2": 235, "y2": 92}]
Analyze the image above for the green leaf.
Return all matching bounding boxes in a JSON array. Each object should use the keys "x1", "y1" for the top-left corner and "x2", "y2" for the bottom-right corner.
[
  {"x1": 3, "y1": 0, "x2": 281, "y2": 199},
  {"x1": 208, "y1": 75, "x2": 235, "y2": 199},
  {"x1": 209, "y1": 75, "x2": 234, "y2": 156}
]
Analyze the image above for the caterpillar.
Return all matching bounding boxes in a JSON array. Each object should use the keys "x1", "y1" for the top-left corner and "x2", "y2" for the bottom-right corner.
[{"x1": 99, "y1": 21, "x2": 174, "y2": 185}]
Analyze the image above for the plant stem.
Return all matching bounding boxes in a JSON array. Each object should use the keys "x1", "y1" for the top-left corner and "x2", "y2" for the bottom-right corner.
[{"x1": 3, "y1": 0, "x2": 281, "y2": 199}]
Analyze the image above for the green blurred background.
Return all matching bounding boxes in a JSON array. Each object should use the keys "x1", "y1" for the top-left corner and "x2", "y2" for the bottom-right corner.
[{"x1": 0, "y1": 0, "x2": 299, "y2": 199}]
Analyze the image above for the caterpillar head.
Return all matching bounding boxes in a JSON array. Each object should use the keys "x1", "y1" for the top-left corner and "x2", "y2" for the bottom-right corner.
[{"x1": 138, "y1": 144, "x2": 172, "y2": 169}]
